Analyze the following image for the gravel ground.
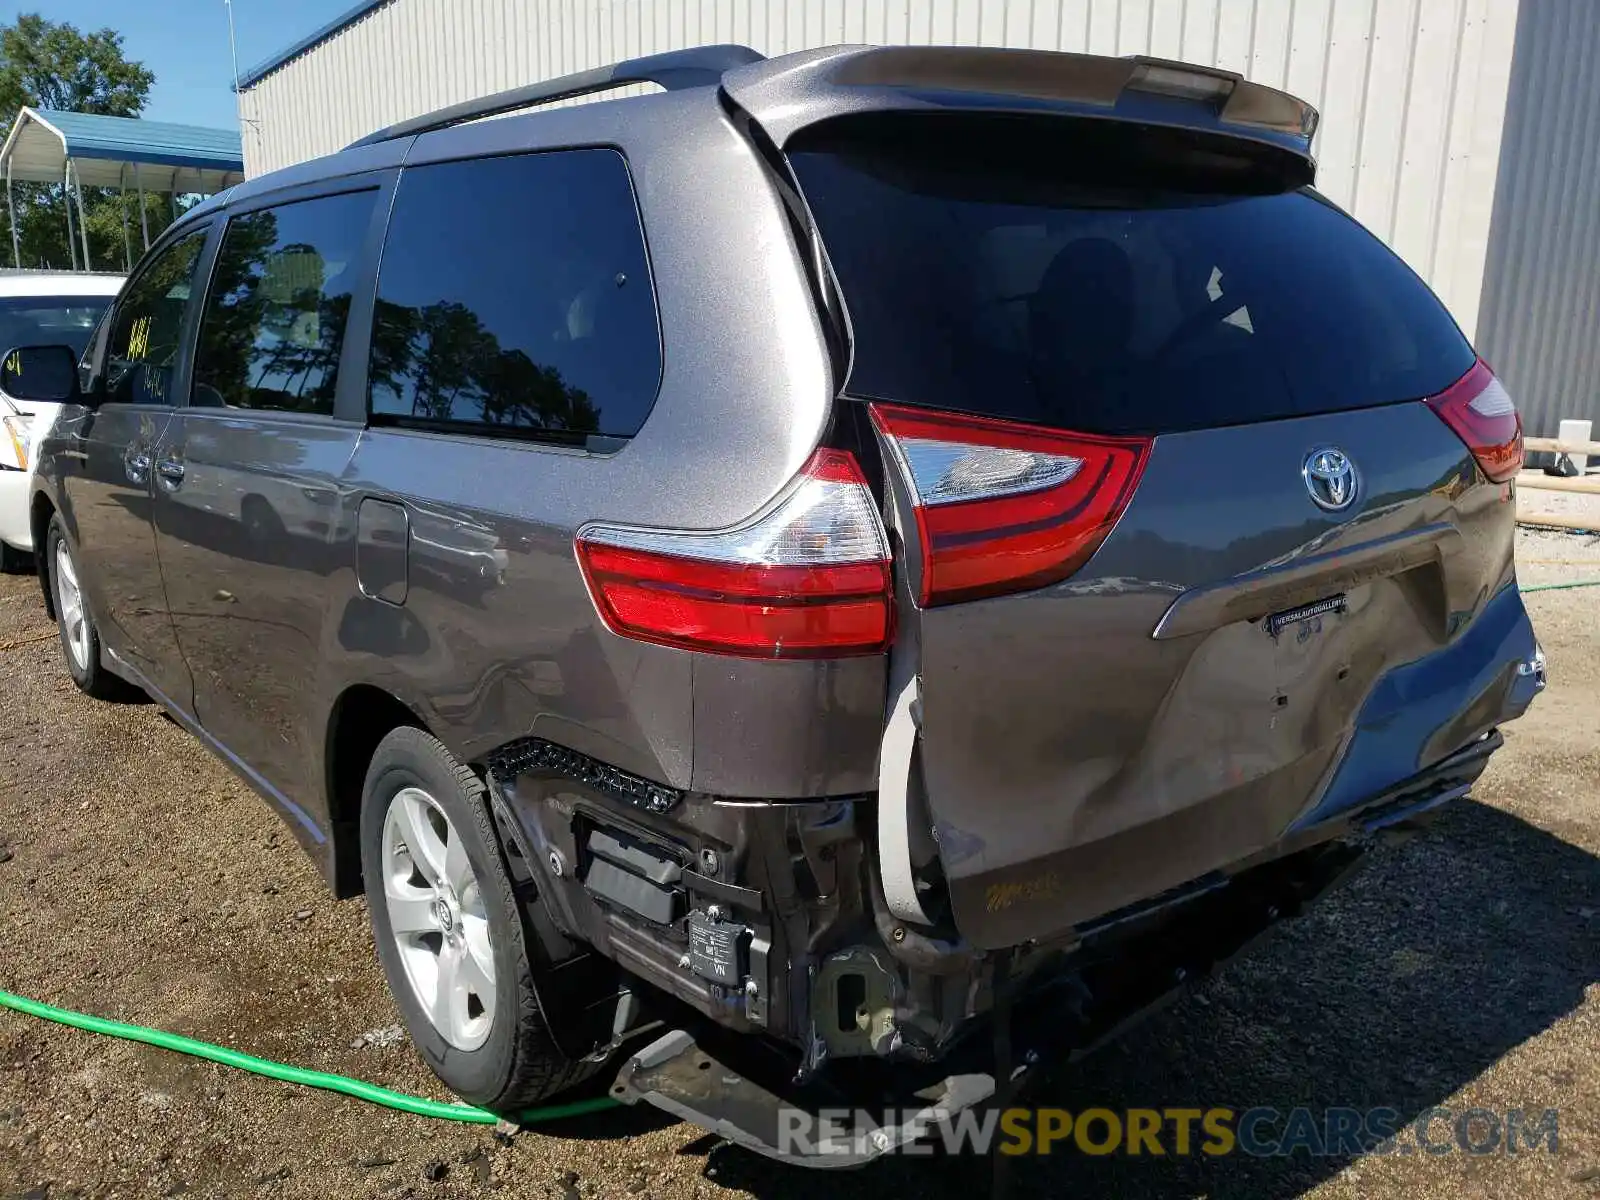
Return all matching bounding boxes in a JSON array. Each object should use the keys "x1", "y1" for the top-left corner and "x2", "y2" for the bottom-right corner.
[{"x1": 0, "y1": 531, "x2": 1595, "y2": 1200}]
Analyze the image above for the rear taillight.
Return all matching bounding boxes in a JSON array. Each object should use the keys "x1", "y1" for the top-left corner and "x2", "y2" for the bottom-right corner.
[
  {"x1": 1425, "y1": 358, "x2": 1522, "y2": 484},
  {"x1": 575, "y1": 448, "x2": 892, "y2": 659},
  {"x1": 869, "y1": 404, "x2": 1151, "y2": 606}
]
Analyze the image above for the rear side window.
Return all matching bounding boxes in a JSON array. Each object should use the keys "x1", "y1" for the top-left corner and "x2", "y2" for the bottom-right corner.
[
  {"x1": 790, "y1": 114, "x2": 1475, "y2": 435},
  {"x1": 369, "y1": 149, "x2": 661, "y2": 443},
  {"x1": 192, "y1": 189, "x2": 377, "y2": 416}
]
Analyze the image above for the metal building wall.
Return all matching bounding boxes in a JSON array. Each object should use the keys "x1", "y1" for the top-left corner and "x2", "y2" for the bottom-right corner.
[
  {"x1": 238, "y1": 0, "x2": 1521, "y2": 337},
  {"x1": 1474, "y1": 0, "x2": 1600, "y2": 436}
]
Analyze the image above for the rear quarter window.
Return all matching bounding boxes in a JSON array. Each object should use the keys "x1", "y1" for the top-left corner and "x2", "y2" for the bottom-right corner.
[
  {"x1": 789, "y1": 114, "x2": 1475, "y2": 435},
  {"x1": 368, "y1": 148, "x2": 662, "y2": 444}
]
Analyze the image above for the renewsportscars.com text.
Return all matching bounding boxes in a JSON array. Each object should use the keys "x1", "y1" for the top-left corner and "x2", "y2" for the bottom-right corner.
[{"x1": 777, "y1": 1105, "x2": 1561, "y2": 1159}]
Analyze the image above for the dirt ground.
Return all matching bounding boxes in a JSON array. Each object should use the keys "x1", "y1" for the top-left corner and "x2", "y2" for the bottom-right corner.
[{"x1": 0, "y1": 532, "x2": 1595, "y2": 1200}]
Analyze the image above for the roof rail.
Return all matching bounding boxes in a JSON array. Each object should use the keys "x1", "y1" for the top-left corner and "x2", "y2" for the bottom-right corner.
[{"x1": 347, "y1": 44, "x2": 766, "y2": 149}]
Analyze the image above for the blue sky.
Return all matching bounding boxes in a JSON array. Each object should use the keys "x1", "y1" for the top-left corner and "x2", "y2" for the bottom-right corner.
[{"x1": 10, "y1": 0, "x2": 356, "y2": 129}]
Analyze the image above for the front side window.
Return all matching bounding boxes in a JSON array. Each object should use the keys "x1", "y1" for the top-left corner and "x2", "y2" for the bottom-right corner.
[
  {"x1": 192, "y1": 189, "x2": 377, "y2": 416},
  {"x1": 369, "y1": 149, "x2": 662, "y2": 442},
  {"x1": 105, "y1": 229, "x2": 207, "y2": 406}
]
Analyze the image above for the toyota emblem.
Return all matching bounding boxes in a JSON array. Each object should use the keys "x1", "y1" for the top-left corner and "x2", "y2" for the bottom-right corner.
[{"x1": 1303, "y1": 447, "x2": 1359, "y2": 512}]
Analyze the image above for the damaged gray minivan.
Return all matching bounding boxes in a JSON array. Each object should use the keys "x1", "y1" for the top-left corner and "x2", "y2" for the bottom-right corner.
[{"x1": 12, "y1": 44, "x2": 1544, "y2": 1164}]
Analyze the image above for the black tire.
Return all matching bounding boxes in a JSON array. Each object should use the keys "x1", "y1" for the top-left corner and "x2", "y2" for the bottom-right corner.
[
  {"x1": 360, "y1": 726, "x2": 598, "y2": 1111},
  {"x1": 45, "y1": 516, "x2": 126, "y2": 700},
  {"x1": 0, "y1": 541, "x2": 31, "y2": 574}
]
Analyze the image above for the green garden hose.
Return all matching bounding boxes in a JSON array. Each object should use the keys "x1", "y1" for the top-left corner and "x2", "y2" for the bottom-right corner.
[
  {"x1": 1523, "y1": 579, "x2": 1600, "y2": 592},
  {"x1": 0, "y1": 988, "x2": 620, "y2": 1125}
]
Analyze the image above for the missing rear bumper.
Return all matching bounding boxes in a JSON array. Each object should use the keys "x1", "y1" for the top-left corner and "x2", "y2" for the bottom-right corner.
[
  {"x1": 609, "y1": 835, "x2": 1371, "y2": 1168},
  {"x1": 611, "y1": 1029, "x2": 997, "y2": 1168}
]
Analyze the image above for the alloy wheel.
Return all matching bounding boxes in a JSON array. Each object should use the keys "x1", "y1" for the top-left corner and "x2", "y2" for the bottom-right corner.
[
  {"x1": 53, "y1": 542, "x2": 89, "y2": 672},
  {"x1": 380, "y1": 786, "x2": 497, "y2": 1051}
]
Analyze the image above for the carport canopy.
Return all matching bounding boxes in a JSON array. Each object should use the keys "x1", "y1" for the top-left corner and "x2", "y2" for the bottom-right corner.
[{"x1": 0, "y1": 107, "x2": 246, "y2": 270}]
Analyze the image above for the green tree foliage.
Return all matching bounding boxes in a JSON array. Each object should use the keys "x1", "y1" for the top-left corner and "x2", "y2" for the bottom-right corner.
[
  {"x1": 0, "y1": 13, "x2": 152, "y2": 116},
  {"x1": 0, "y1": 13, "x2": 179, "y2": 271}
]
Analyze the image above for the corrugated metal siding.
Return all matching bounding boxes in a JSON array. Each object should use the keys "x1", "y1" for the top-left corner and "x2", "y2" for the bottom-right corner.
[
  {"x1": 237, "y1": 0, "x2": 1520, "y2": 334},
  {"x1": 1474, "y1": 0, "x2": 1600, "y2": 435}
]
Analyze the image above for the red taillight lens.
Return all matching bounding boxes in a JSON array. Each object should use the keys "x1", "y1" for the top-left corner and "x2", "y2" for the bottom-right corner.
[
  {"x1": 577, "y1": 545, "x2": 890, "y2": 657},
  {"x1": 1425, "y1": 358, "x2": 1522, "y2": 484},
  {"x1": 869, "y1": 404, "x2": 1151, "y2": 606},
  {"x1": 576, "y1": 449, "x2": 893, "y2": 659}
]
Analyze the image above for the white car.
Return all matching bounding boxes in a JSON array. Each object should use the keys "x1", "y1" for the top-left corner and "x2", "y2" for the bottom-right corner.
[{"x1": 0, "y1": 272, "x2": 123, "y2": 570}]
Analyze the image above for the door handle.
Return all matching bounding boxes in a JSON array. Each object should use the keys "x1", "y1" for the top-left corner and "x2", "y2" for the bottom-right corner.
[
  {"x1": 156, "y1": 457, "x2": 186, "y2": 490},
  {"x1": 123, "y1": 447, "x2": 150, "y2": 485}
]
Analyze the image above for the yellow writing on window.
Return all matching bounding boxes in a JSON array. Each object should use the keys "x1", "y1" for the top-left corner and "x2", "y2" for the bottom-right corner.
[{"x1": 127, "y1": 316, "x2": 152, "y2": 361}]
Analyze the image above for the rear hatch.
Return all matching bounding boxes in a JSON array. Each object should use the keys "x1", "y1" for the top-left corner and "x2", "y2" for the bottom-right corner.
[{"x1": 788, "y1": 110, "x2": 1538, "y2": 948}]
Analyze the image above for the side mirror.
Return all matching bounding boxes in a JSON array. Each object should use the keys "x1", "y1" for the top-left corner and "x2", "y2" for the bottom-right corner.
[{"x1": 1, "y1": 345, "x2": 81, "y2": 404}]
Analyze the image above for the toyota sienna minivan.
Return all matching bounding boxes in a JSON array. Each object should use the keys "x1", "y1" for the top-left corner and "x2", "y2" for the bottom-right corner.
[{"x1": 7, "y1": 44, "x2": 1544, "y2": 1164}]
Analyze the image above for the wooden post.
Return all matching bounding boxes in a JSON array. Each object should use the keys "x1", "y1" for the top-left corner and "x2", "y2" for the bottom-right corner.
[
  {"x1": 1516, "y1": 509, "x2": 1600, "y2": 534},
  {"x1": 1515, "y1": 471, "x2": 1600, "y2": 495},
  {"x1": 1524, "y1": 436, "x2": 1600, "y2": 457}
]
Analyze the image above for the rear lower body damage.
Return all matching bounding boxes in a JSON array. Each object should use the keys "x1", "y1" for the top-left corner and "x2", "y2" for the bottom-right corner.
[{"x1": 481, "y1": 723, "x2": 1513, "y2": 1165}]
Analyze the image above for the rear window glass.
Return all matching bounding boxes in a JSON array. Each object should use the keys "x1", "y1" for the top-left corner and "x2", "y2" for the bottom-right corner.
[{"x1": 789, "y1": 114, "x2": 1475, "y2": 435}]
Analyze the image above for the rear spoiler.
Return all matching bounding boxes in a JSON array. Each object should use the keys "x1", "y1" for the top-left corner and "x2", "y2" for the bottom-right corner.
[{"x1": 721, "y1": 45, "x2": 1318, "y2": 181}]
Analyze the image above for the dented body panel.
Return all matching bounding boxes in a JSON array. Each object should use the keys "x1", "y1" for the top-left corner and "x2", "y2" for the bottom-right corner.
[{"x1": 903, "y1": 404, "x2": 1537, "y2": 947}]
